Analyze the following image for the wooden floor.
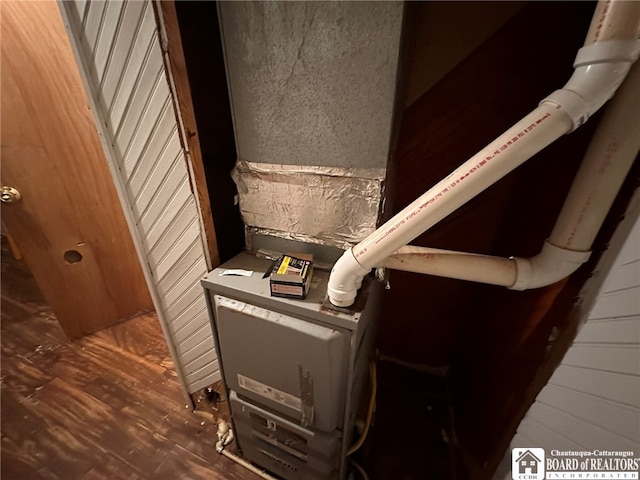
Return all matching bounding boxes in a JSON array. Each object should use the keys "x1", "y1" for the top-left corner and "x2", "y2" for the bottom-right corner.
[
  {"x1": 0, "y1": 241, "x2": 261, "y2": 480},
  {"x1": 1, "y1": 239, "x2": 463, "y2": 479}
]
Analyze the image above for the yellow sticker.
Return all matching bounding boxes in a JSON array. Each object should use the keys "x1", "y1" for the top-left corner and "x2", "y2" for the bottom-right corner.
[{"x1": 276, "y1": 256, "x2": 291, "y2": 275}]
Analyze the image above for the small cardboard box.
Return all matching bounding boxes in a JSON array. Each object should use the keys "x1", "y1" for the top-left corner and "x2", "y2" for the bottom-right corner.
[{"x1": 269, "y1": 254, "x2": 313, "y2": 299}]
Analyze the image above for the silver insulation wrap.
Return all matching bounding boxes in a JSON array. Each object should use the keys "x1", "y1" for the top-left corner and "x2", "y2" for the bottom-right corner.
[{"x1": 232, "y1": 161, "x2": 385, "y2": 249}]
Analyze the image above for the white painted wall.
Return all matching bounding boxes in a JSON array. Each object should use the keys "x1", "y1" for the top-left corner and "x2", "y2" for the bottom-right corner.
[
  {"x1": 59, "y1": 0, "x2": 219, "y2": 395},
  {"x1": 495, "y1": 191, "x2": 640, "y2": 478}
]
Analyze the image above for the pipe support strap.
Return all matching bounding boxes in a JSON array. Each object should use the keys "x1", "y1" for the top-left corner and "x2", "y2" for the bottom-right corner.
[
  {"x1": 574, "y1": 39, "x2": 640, "y2": 67},
  {"x1": 541, "y1": 40, "x2": 640, "y2": 131}
]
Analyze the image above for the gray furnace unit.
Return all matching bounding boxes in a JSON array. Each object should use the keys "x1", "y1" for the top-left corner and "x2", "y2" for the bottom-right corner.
[{"x1": 201, "y1": 252, "x2": 380, "y2": 480}]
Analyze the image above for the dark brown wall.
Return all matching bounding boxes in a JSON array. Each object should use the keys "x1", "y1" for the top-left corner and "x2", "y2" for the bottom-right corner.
[
  {"x1": 380, "y1": 1, "x2": 598, "y2": 364},
  {"x1": 380, "y1": 1, "x2": 623, "y2": 472},
  {"x1": 174, "y1": 1, "x2": 245, "y2": 263},
  {"x1": 404, "y1": 1, "x2": 525, "y2": 106}
]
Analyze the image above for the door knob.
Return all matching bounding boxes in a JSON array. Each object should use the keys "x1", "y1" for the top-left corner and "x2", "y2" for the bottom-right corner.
[{"x1": 1, "y1": 186, "x2": 21, "y2": 204}]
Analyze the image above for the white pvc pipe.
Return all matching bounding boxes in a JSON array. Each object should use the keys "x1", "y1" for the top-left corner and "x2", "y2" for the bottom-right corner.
[
  {"x1": 328, "y1": 0, "x2": 640, "y2": 307},
  {"x1": 544, "y1": 40, "x2": 640, "y2": 131},
  {"x1": 328, "y1": 105, "x2": 571, "y2": 306},
  {"x1": 218, "y1": 448, "x2": 279, "y2": 480},
  {"x1": 378, "y1": 58, "x2": 640, "y2": 292},
  {"x1": 511, "y1": 57, "x2": 640, "y2": 291},
  {"x1": 584, "y1": 0, "x2": 640, "y2": 45},
  {"x1": 382, "y1": 242, "x2": 592, "y2": 292},
  {"x1": 382, "y1": 242, "x2": 592, "y2": 291},
  {"x1": 382, "y1": 246, "x2": 517, "y2": 287},
  {"x1": 549, "y1": 58, "x2": 640, "y2": 252},
  {"x1": 215, "y1": 422, "x2": 279, "y2": 480},
  {"x1": 353, "y1": 105, "x2": 571, "y2": 270}
]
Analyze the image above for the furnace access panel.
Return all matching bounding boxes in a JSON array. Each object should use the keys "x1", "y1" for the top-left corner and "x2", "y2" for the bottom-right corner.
[
  {"x1": 214, "y1": 295, "x2": 348, "y2": 431},
  {"x1": 201, "y1": 252, "x2": 380, "y2": 480}
]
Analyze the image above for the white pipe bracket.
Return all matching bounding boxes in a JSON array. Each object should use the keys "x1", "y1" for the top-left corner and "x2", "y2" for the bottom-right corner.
[{"x1": 510, "y1": 240, "x2": 591, "y2": 291}]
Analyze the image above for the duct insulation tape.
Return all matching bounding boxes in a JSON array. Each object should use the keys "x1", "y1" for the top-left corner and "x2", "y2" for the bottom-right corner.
[{"x1": 232, "y1": 160, "x2": 386, "y2": 249}]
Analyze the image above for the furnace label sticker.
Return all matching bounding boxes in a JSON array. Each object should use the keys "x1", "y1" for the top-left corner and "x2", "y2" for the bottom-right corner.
[{"x1": 238, "y1": 374, "x2": 302, "y2": 413}]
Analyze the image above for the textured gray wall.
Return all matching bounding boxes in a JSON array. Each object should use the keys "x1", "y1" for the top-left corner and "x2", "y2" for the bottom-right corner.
[{"x1": 219, "y1": 1, "x2": 404, "y2": 169}]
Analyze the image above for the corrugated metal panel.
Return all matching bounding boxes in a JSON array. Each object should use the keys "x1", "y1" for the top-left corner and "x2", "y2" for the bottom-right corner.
[
  {"x1": 61, "y1": 0, "x2": 218, "y2": 394},
  {"x1": 505, "y1": 210, "x2": 640, "y2": 463}
]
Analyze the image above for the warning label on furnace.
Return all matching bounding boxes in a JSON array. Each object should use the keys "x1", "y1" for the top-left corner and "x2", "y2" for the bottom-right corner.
[{"x1": 237, "y1": 374, "x2": 302, "y2": 413}]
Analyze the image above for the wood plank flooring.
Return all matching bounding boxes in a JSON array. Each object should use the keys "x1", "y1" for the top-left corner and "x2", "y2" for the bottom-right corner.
[{"x1": 0, "y1": 240, "x2": 261, "y2": 480}]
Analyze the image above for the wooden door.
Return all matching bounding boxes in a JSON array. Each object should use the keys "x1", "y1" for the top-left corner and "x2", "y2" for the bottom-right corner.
[{"x1": 1, "y1": 1, "x2": 153, "y2": 338}]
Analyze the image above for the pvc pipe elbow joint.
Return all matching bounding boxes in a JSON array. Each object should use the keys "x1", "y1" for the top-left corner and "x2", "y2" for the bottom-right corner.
[
  {"x1": 541, "y1": 39, "x2": 640, "y2": 131},
  {"x1": 509, "y1": 241, "x2": 591, "y2": 291},
  {"x1": 327, "y1": 249, "x2": 371, "y2": 307}
]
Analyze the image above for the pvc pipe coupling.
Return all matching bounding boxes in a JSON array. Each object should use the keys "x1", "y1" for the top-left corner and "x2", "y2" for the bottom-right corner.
[
  {"x1": 509, "y1": 241, "x2": 591, "y2": 291},
  {"x1": 541, "y1": 39, "x2": 640, "y2": 131},
  {"x1": 327, "y1": 249, "x2": 371, "y2": 307}
]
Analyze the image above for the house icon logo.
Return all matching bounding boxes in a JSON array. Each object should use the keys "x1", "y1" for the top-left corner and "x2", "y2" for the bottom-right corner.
[{"x1": 512, "y1": 448, "x2": 545, "y2": 480}]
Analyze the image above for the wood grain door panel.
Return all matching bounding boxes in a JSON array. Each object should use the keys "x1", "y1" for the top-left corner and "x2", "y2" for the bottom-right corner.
[{"x1": 1, "y1": 1, "x2": 152, "y2": 338}]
